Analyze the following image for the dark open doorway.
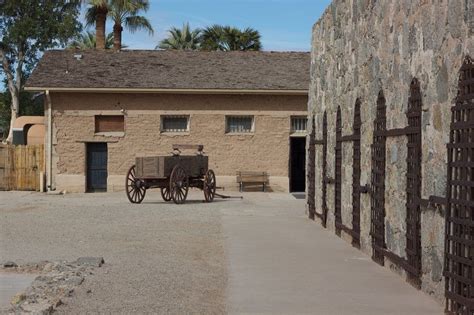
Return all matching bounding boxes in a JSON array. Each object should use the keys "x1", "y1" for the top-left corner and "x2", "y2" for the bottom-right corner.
[
  {"x1": 290, "y1": 137, "x2": 306, "y2": 192},
  {"x1": 86, "y1": 142, "x2": 108, "y2": 192}
]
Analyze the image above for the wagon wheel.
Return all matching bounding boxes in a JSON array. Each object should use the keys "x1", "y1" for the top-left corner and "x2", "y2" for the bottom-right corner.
[
  {"x1": 160, "y1": 187, "x2": 172, "y2": 202},
  {"x1": 203, "y1": 169, "x2": 216, "y2": 202},
  {"x1": 170, "y1": 165, "x2": 189, "y2": 204},
  {"x1": 125, "y1": 165, "x2": 146, "y2": 204}
]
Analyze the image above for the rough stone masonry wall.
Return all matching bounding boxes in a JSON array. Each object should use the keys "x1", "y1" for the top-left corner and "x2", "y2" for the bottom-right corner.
[
  {"x1": 50, "y1": 92, "x2": 307, "y2": 193},
  {"x1": 308, "y1": 0, "x2": 473, "y2": 303}
]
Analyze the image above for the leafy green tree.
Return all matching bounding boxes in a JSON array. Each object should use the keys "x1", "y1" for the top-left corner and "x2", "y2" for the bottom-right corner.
[
  {"x1": 0, "y1": 0, "x2": 82, "y2": 143},
  {"x1": 157, "y1": 23, "x2": 202, "y2": 50},
  {"x1": 201, "y1": 25, "x2": 262, "y2": 51},
  {"x1": 68, "y1": 31, "x2": 121, "y2": 49},
  {"x1": 86, "y1": 0, "x2": 153, "y2": 50}
]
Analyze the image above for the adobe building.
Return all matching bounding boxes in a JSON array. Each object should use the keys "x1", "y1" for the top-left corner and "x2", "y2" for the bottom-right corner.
[
  {"x1": 307, "y1": 0, "x2": 473, "y2": 310},
  {"x1": 25, "y1": 50, "x2": 309, "y2": 193},
  {"x1": 12, "y1": 116, "x2": 45, "y2": 145}
]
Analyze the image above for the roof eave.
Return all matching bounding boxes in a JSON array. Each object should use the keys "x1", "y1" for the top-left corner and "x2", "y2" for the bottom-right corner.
[{"x1": 23, "y1": 87, "x2": 308, "y2": 95}]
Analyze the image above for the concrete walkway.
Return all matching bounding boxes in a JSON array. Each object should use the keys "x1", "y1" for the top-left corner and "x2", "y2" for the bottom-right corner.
[{"x1": 221, "y1": 193, "x2": 443, "y2": 315}]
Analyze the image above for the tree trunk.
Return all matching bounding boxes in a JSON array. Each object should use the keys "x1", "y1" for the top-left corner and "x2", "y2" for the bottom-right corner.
[
  {"x1": 95, "y1": 7, "x2": 107, "y2": 50},
  {"x1": 6, "y1": 106, "x2": 18, "y2": 143},
  {"x1": 1, "y1": 48, "x2": 21, "y2": 144},
  {"x1": 113, "y1": 23, "x2": 123, "y2": 50}
]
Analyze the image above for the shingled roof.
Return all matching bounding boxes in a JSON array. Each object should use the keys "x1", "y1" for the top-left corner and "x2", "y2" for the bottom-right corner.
[{"x1": 25, "y1": 50, "x2": 310, "y2": 93}]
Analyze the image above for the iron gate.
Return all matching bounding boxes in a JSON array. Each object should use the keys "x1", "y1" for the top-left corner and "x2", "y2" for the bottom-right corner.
[
  {"x1": 333, "y1": 102, "x2": 364, "y2": 246},
  {"x1": 406, "y1": 79, "x2": 422, "y2": 286},
  {"x1": 335, "y1": 107, "x2": 342, "y2": 235},
  {"x1": 371, "y1": 91, "x2": 387, "y2": 265},
  {"x1": 445, "y1": 56, "x2": 474, "y2": 314},
  {"x1": 352, "y1": 100, "x2": 362, "y2": 248}
]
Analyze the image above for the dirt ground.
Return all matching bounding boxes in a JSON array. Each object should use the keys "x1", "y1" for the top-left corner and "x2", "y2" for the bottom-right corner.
[
  {"x1": 0, "y1": 190, "x2": 442, "y2": 314},
  {"x1": 0, "y1": 190, "x2": 227, "y2": 314}
]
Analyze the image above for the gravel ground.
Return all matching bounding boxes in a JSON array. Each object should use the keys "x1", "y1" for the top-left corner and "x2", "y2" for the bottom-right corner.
[{"x1": 0, "y1": 190, "x2": 229, "y2": 314}]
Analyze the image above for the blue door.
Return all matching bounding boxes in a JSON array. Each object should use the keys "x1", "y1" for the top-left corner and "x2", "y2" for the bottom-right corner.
[{"x1": 87, "y1": 143, "x2": 107, "y2": 192}]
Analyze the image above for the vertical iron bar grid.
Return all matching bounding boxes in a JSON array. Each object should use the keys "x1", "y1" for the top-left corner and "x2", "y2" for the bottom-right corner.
[
  {"x1": 406, "y1": 79, "x2": 422, "y2": 287},
  {"x1": 335, "y1": 107, "x2": 342, "y2": 235},
  {"x1": 352, "y1": 100, "x2": 362, "y2": 248},
  {"x1": 371, "y1": 91, "x2": 387, "y2": 266},
  {"x1": 445, "y1": 56, "x2": 474, "y2": 314}
]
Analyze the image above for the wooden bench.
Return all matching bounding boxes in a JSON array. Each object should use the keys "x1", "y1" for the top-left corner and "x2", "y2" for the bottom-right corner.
[{"x1": 236, "y1": 171, "x2": 269, "y2": 192}]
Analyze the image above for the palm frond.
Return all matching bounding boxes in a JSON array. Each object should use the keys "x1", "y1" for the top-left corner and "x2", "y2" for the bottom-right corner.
[
  {"x1": 157, "y1": 23, "x2": 201, "y2": 50},
  {"x1": 124, "y1": 15, "x2": 154, "y2": 34},
  {"x1": 84, "y1": 6, "x2": 99, "y2": 27}
]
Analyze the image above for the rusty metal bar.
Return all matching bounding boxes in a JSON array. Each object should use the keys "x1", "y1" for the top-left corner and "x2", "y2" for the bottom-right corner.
[
  {"x1": 307, "y1": 115, "x2": 316, "y2": 220},
  {"x1": 351, "y1": 99, "x2": 362, "y2": 247},
  {"x1": 405, "y1": 78, "x2": 422, "y2": 288},
  {"x1": 322, "y1": 111, "x2": 328, "y2": 227},
  {"x1": 445, "y1": 56, "x2": 474, "y2": 314},
  {"x1": 371, "y1": 90, "x2": 387, "y2": 266},
  {"x1": 340, "y1": 134, "x2": 360, "y2": 142},
  {"x1": 335, "y1": 107, "x2": 342, "y2": 236},
  {"x1": 374, "y1": 126, "x2": 419, "y2": 137}
]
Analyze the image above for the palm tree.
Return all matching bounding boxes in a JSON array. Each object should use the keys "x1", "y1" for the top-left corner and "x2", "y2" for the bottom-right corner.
[
  {"x1": 157, "y1": 23, "x2": 202, "y2": 50},
  {"x1": 200, "y1": 24, "x2": 224, "y2": 51},
  {"x1": 68, "y1": 31, "x2": 121, "y2": 49},
  {"x1": 234, "y1": 27, "x2": 261, "y2": 51},
  {"x1": 85, "y1": 0, "x2": 153, "y2": 50},
  {"x1": 107, "y1": 0, "x2": 153, "y2": 50},
  {"x1": 84, "y1": 0, "x2": 109, "y2": 50},
  {"x1": 201, "y1": 25, "x2": 262, "y2": 51}
]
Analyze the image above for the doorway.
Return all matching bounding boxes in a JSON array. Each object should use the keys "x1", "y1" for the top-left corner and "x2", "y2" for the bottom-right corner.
[
  {"x1": 86, "y1": 142, "x2": 108, "y2": 192},
  {"x1": 290, "y1": 137, "x2": 306, "y2": 192}
]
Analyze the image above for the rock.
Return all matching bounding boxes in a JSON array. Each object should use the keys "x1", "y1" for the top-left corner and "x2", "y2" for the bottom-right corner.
[
  {"x1": 74, "y1": 257, "x2": 104, "y2": 267},
  {"x1": 66, "y1": 275, "x2": 84, "y2": 286},
  {"x1": 3, "y1": 261, "x2": 18, "y2": 268},
  {"x1": 21, "y1": 300, "x2": 53, "y2": 314},
  {"x1": 11, "y1": 293, "x2": 25, "y2": 305},
  {"x1": 5, "y1": 257, "x2": 105, "y2": 314}
]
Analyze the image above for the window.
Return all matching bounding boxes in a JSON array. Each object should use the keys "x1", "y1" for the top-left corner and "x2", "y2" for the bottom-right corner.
[
  {"x1": 95, "y1": 115, "x2": 124, "y2": 133},
  {"x1": 161, "y1": 115, "x2": 189, "y2": 132},
  {"x1": 291, "y1": 116, "x2": 307, "y2": 133},
  {"x1": 226, "y1": 116, "x2": 254, "y2": 133}
]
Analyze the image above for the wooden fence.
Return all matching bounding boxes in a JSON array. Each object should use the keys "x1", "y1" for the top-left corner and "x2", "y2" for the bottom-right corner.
[{"x1": 0, "y1": 144, "x2": 45, "y2": 191}]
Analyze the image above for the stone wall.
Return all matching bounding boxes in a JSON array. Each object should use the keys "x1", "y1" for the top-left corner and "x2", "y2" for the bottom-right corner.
[
  {"x1": 49, "y1": 92, "x2": 307, "y2": 192},
  {"x1": 308, "y1": 0, "x2": 473, "y2": 303}
]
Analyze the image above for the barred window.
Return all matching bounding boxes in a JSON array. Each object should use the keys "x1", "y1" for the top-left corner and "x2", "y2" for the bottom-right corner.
[
  {"x1": 291, "y1": 116, "x2": 307, "y2": 133},
  {"x1": 226, "y1": 116, "x2": 254, "y2": 133},
  {"x1": 161, "y1": 115, "x2": 189, "y2": 132}
]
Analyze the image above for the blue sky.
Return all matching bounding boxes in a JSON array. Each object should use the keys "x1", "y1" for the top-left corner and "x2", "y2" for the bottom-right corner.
[{"x1": 95, "y1": 0, "x2": 332, "y2": 51}]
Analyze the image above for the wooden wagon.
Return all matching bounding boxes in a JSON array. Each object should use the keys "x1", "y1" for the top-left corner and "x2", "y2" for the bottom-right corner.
[{"x1": 125, "y1": 145, "x2": 216, "y2": 204}]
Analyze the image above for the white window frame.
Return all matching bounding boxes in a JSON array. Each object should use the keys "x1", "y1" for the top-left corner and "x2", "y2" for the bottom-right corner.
[
  {"x1": 291, "y1": 116, "x2": 307, "y2": 134},
  {"x1": 225, "y1": 115, "x2": 255, "y2": 134},
  {"x1": 160, "y1": 115, "x2": 190, "y2": 133}
]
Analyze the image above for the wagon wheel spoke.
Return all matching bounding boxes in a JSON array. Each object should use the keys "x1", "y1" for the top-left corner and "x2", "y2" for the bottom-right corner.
[
  {"x1": 204, "y1": 169, "x2": 216, "y2": 202},
  {"x1": 170, "y1": 165, "x2": 189, "y2": 204},
  {"x1": 160, "y1": 186, "x2": 172, "y2": 202},
  {"x1": 125, "y1": 165, "x2": 146, "y2": 204}
]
